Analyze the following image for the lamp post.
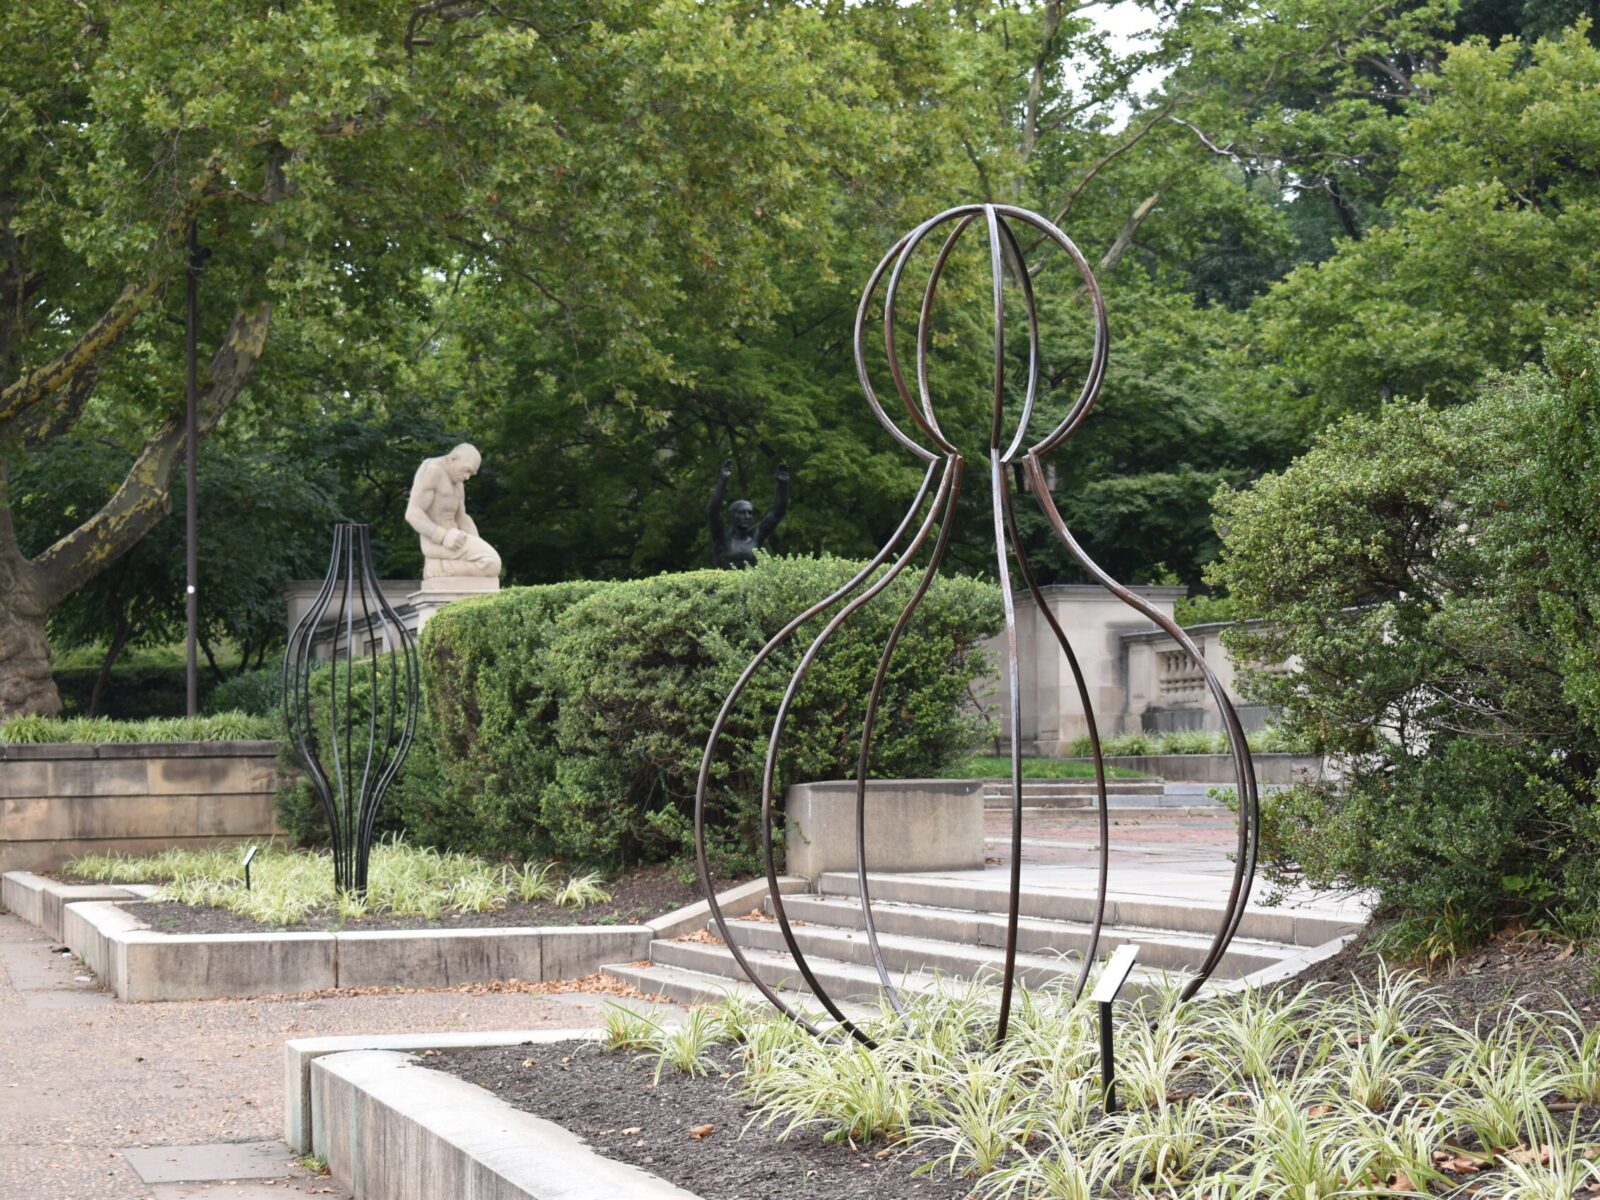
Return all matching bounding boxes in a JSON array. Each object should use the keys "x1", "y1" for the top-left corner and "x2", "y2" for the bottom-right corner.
[{"x1": 184, "y1": 221, "x2": 210, "y2": 715}]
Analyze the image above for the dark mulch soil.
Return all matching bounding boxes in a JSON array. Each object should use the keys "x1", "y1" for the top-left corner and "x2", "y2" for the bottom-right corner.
[
  {"x1": 431, "y1": 1041, "x2": 979, "y2": 1200},
  {"x1": 1292, "y1": 924, "x2": 1597, "y2": 1028},
  {"x1": 112, "y1": 863, "x2": 708, "y2": 934}
]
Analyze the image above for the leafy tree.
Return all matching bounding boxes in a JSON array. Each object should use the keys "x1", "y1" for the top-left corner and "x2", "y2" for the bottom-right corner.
[
  {"x1": 1208, "y1": 332, "x2": 1600, "y2": 935},
  {"x1": 0, "y1": 0, "x2": 1005, "y2": 716}
]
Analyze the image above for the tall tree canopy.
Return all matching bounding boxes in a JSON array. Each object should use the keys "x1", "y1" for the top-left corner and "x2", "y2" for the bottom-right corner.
[{"x1": 7, "y1": 0, "x2": 1598, "y2": 717}]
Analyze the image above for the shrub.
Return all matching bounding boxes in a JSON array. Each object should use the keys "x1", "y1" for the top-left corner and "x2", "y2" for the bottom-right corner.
[
  {"x1": 205, "y1": 666, "x2": 283, "y2": 717},
  {"x1": 1208, "y1": 332, "x2": 1600, "y2": 931},
  {"x1": 416, "y1": 557, "x2": 1001, "y2": 871}
]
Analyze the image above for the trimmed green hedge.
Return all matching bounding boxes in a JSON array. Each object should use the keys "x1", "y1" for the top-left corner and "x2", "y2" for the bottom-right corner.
[{"x1": 309, "y1": 559, "x2": 999, "y2": 872}]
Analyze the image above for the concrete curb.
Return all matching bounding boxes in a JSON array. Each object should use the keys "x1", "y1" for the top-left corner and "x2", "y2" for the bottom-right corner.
[
  {"x1": 47, "y1": 894, "x2": 651, "y2": 1002},
  {"x1": 1208, "y1": 931, "x2": 1361, "y2": 994},
  {"x1": 311, "y1": 1049, "x2": 707, "y2": 1200},
  {"x1": 285, "y1": 1027, "x2": 608, "y2": 1153},
  {"x1": 645, "y1": 875, "x2": 809, "y2": 940}
]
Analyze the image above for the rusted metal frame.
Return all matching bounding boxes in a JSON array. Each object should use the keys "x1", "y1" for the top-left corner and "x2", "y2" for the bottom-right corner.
[
  {"x1": 755, "y1": 458, "x2": 962, "y2": 1044},
  {"x1": 850, "y1": 459, "x2": 967, "y2": 1020},
  {"x1": 1020, "y1": 457, "x2": 1259, "y2": 997},
  {"x1": 999, "y1": 463, "x2": 1109, "y2": 1005},
  {"x1": 692, "y1": 460, "x2": 947, "y2": 1044}
]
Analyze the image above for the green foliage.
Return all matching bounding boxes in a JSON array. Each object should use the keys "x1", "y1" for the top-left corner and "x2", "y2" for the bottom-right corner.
[
  {"x1": 937, "y1": 756, "x2": 1143, "y2": 780},
  {"x1": 1210, "y1": 332, "x2": 1600, "y2": 930},
  {"x1": 414, "y1": 558, "x2": 1000, "y2": 871},
  {"x1": 1063, "y1": 727, "x2": 1308, "y2": 757},
  {"x1": 0, "y1": 712, "x2": 273, "y2": 743},
  {"x1": 627, "y1": 971, "x2": 1599, "y2": 1198},
  {"x1": 204, "y1": 666, "x2": 283, "y2": 718},
  {"x1": 67, "y1": 840, "x2": 611, "y2": 926}
]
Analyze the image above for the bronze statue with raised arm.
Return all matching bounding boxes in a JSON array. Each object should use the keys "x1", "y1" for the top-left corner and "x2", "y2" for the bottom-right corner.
[{"x1": 707, "y1": 459, "x2": 788, "y2": 569}]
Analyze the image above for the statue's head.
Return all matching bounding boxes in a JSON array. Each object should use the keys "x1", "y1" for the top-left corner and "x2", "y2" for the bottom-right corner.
[
  {"x1": 443, "y1": 443, "x2": 481, "y2": 483},
  {"x1": 730, "y1": 499, "x2": 755, "y2": 532}
]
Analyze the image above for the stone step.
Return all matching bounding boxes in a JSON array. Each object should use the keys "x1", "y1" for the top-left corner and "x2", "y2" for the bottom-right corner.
[
  {"x1": 817, "y1": 871, "x2": 1363, "y2": 948},
  {"x1": 646, "y1": 936, "x2": 1178, "y2": 1006},
  {"x1": 758, "y1": 895, "x2": 1297, "y2": 978},
  {"x1": 602, "y1": 959, "x2": 880, "y2": 1023},
  {"x1": 713, "y1": 919, "x2": 1093, "y2": 992}
]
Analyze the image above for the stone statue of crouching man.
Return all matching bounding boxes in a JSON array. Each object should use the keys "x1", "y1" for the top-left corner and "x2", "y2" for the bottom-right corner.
[{"x1": 405, "y1": 443, "x2": 502, "y2": 584}]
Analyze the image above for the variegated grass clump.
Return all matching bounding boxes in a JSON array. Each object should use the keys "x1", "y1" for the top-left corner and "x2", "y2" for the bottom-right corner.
[
  {"x1": 627, "y1": 963, "x2": 1599, "y2": 1200},
  {"x1": 65, "y1": 840, "x2": 611, "y2": 925}
]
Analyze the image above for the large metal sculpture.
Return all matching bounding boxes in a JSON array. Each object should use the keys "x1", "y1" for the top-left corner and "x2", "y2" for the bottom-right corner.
[
  {"x1": 693, "y1": 204, "x2": 1259, "y2": 1046},
  {"x1": 283, "y1": 523, "x2": 420, "y2": 895}
]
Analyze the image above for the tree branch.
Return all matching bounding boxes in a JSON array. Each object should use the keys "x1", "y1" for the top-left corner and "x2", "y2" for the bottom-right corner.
[
  {"x1": 1097, "y1": 191, "x2": 1162, "y2": 275},
  {"x1": 0, "y1": 154, "x2": 226, "y2": 431},
  {"x1": 34, "y1": 300, "x2": 273, "y2": 606}
]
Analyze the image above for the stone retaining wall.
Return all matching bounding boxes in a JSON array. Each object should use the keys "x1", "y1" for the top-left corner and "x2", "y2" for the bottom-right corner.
[{"x1": 0, "y1": 740, "x2": 283, "y2": 872}]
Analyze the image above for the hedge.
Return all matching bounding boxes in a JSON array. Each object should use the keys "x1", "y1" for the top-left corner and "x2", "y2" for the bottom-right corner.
[{"x1": 283, "y1": 558, "x2": 1000, "y2": 872}]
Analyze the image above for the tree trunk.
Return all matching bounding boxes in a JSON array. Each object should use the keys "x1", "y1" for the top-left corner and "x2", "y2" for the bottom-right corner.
[{"x1": 0, "y1": 551, "x2": 61, "y2": 718}]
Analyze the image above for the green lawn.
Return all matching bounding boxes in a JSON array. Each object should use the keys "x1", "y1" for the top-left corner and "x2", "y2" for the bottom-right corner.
[{"x1": 938, "y1": 754, "x2": 1146, "y2": 780}]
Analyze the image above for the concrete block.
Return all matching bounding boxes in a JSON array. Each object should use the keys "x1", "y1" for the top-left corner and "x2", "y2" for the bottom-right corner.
[
  {"x1": 118, "y1": 931, "x2": 335, "y2": 1002},
  {"x1": 536, "y1": 926, "x2": 652, "y2": 982},
  {"x1": 311, "y1": 1049, "x2": 704, "y2": 1199},
  {"x1": 41, "y1": 883, "x2": 139, "y2": 941},
  {"x1": 148, "y1": 755, "x2": 275, "y2": 796},
  {"x1": 1, "y1": 870, "x2": 49, "y2": 927},
  {"x1": 0, "y1": 760, "x2": 48, "y2": 800},
  {"x1": 784, "y1": 779, "x2": 985, "y2": 880},
  {"x1": 47, "y1": 756, "x2": 148, "y2": 797},
  {"x1": 61, "y1": 900, "x2": 145, "y2": 989},
  {"x1": 333, "y1": 928, "x2": 548, "y2": 990},
  {"x1": 284, "y1": 1029, "x2": 603, "y2": 1152}
]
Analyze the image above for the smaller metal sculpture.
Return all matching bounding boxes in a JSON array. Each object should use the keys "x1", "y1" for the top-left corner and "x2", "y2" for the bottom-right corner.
[
  {"x1": 282, "y1": 524, "x2": 419, "y2": 894},
  {"x1": 708, "y1": 458, "x2": 789, "y2": 569}
]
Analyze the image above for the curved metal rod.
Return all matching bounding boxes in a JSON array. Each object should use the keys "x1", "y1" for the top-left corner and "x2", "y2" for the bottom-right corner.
[
  {"x1": 353, "y1": 528, "x2": 420, "y2": 886},
  {"x1": 988, "y1": 450, "x2": 1027, "y2": 1043},
  {"x1": 284, "y1": 532, "x2": 342, "y2": 869},
  {"x1": 753, "y1": 459, "x2": 961, "y2": 1043},
  {"x1": 999, "y1": 464, "x2": 1109, "y2": 1005},
  {"x1": 1021, "y1": 453, "x2": 1259, "y2": 998},
  {"x1": 993, "y1": 215, "x2": 1041, "y2": 466},
  {"x1": 913, "y1": 214, "x2": 980, "y2": 444},
  {"x1": 971, "y1": 204, "x2": 1106, "y2": 459},
  {"x1": 855, "y1": 234, "x2": 946, "y2": 462},
  {"x1": 850, "y1": 460, "x2": 966, "y2": 1018},
  {"x1": 693, "y1": 460, "x2": 945, "y2": 1042}
]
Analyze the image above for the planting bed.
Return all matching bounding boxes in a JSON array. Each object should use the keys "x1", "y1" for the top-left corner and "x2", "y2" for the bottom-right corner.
[
  {"x1": 432, "y1": 1040, "x2": 975, "y2": 1200},
  {"x1": 423, "y1": 941, "x2": 1600, "y2": 1200},
  {"x1": 120, "y1": 863, "x2": 705, "y2": 933}
]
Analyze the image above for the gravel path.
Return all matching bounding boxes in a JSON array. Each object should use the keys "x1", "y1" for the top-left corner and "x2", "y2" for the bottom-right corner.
[{"x1": 0, "y1": 910, "x2": 624, "y2": 1199}]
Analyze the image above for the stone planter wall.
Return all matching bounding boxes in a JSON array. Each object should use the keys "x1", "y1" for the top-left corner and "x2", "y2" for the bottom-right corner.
[{"x1": 0, "y1": 740, "x2": 283, "y2": 873}]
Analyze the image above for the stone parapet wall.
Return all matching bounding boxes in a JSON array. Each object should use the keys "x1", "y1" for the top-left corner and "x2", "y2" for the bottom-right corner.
[{"x1": 0, "y1": 740, "x2": 284, "y2": 872}]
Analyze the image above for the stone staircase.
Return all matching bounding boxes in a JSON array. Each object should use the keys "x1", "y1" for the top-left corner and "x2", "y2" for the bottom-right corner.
[{"x1": 605, "y1": 869, "x2": 1362, "y2": 1009}]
